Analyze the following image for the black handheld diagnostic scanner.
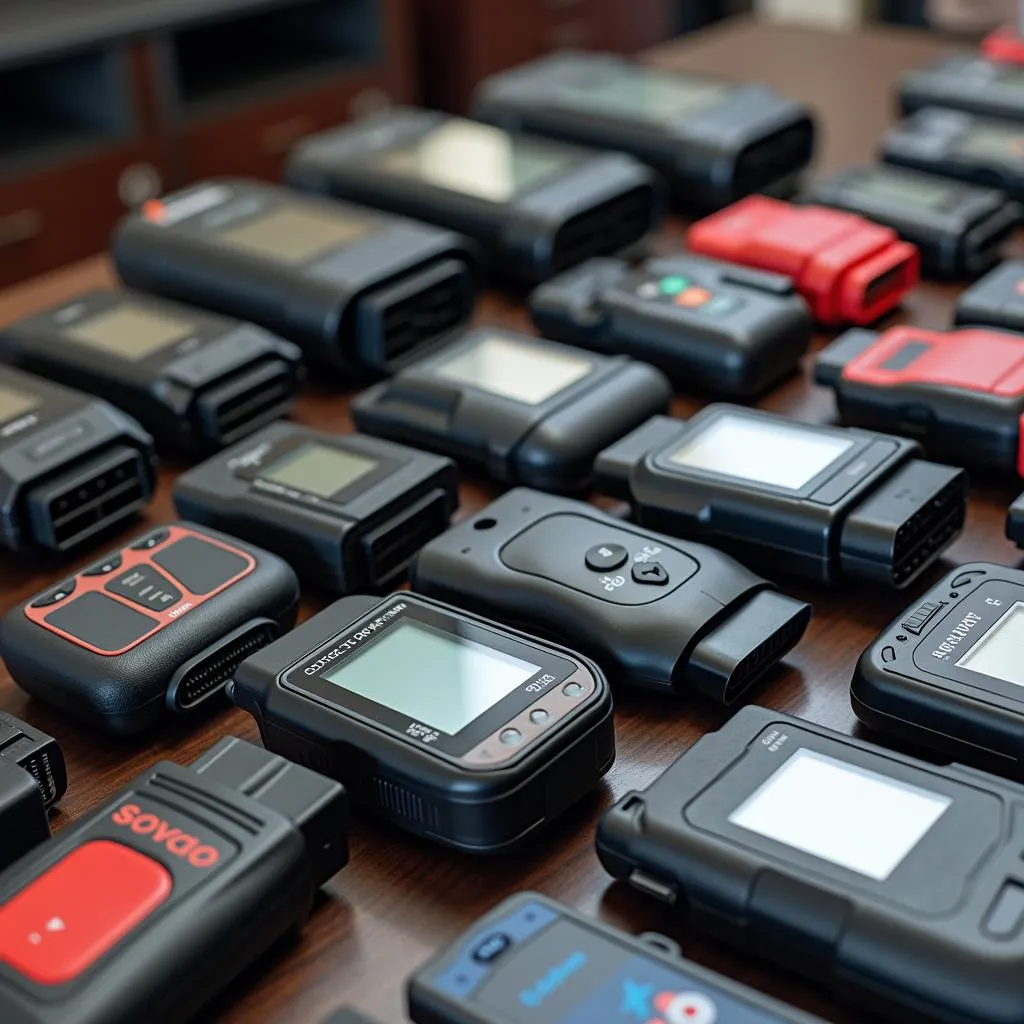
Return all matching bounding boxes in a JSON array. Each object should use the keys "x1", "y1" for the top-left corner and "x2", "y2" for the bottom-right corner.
[
  {"x1": 597, "y1": 704, "x2": 1024, "y2": 1024},
  {"x1": 0, "y1": 712, "x2": 67, "y2": 874},
  {"x1": 471, "y1": 50, "x2": 816, "y2": 212},
  {"x1": 112, "y1": 179, "x2": 478, "y2": 376},
  {"x1": 816, "y1": 324, "x2": 1024, "y2": 475},
  {"x1": 410, "y1": 488, "x2": 810, "y2": 705},
  {"x1": 0, "y1": 290, "x2": 303, "y2": 454},
  {"x1": 853, "y1": 562, "x2": 1024, "y2": 772},
  {"x1": 900, "y1": 53, "x2": 1024, "y2": 122},
  {"x1": 956, "y1": 258, "x2": 1024, "y2": 333},
  {"x1": 352, "y1": 327, "x2": 671, "y2": 494},
  {"x1": 0, "y1": 522, "x2": 300, "y2": 735},
  {"x1": 286, "y1": 108, "x2": 663, "y2": 286},
  {"x1": 802, "y1": 163, "x2": 1020, "y2": 279},
  {"x1": 0, "y1": 366, "x2": 156, "y2": 555},
  {"x1": 410, "y1": 892, "x2": 829, "y2": 1024},
  {"x1": 596, "y1": 411, "x2": 967, "y2": 589},
  {"x1": 229, "y1": 591, "x2": 614, "y2": 853},
  {"x1": 0, "y1": 735, "x2": 347, "y2": 1024},
  {"x1": 528, "y1": 254, "x2": 812, "y2": 398},
  {"x1": 1010, "y1": 492, "x2": 1024, "y2": 546},
  {"x1": 882, "y1": 107, "x2": 1024, "y2": 200},
  {"x1": 173, "y1": 422, "x2": 459, "y2": 592}
]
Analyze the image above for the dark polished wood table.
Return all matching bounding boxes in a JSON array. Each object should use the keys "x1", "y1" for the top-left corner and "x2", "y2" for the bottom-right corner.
[{"x1": 0, "y1": 17, "x2": 1016, "y2": 1024}]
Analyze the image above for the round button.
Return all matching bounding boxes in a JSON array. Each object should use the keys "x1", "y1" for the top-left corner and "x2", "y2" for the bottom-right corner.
[
  {"x1": 529, "y1": 709, "x2": 550, "y2": 725},
  {"x1": 658, "y1": 992, "x2": 717, "y2": 1024},
  {"x1": 585, "y1": 543, "x2": 628, "y2": 572},
  {"x1": 637, "y1": 281, "x2": 660, "y2": 300},
  {"x1": 499, "y1": 728, "x2": 523, "y2": 746},
  {"x1": 659, "y1": 275, "x2": 689, "y2": 296},
  {"x1": 563, "y1": 682, "x2": 584, "y2": 699}
]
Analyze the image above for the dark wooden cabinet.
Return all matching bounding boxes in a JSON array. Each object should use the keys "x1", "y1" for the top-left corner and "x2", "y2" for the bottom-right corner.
[
  {"x1": 0, "y1": 0, "x2": 415, "y2": 289},
  {"x1": 417, "y1": 0, "x2": 675, "y2": 113}
]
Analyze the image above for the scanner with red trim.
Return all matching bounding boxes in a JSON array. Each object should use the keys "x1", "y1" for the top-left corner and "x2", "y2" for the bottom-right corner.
[
  {"x1": 815, "y1": 324, "x2": 1024, "y2": 475},
  {"x1": 0, "y1": 736, "x2": 346, "y2": 1024},
  {"x1": 687, "y1": 195, "x2": 920, "y2": 326}
]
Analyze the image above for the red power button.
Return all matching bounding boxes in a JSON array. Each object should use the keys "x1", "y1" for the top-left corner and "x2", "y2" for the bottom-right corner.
[{"x1": 0, "y1": 840, "x2": 172, "y2": 985}]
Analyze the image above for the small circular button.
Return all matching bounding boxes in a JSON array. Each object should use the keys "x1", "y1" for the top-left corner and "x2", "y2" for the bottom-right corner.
[
  {"x1": 659, "y1": 275, "x2": 688, "y2": 295},
  {"x1": 500, "y1": 728, "x2": 523, "y2": 746},
  {"x1": 585, "y1": 543, "x2": 628, "y2": 572},
  {"x1": 529, "y1": 709, "x2": 550, "y2": 725},
  {"x1": 637, "y1": 281, "x2": 659, "y2": 299},
  {"x1": 563, "y1": 682, "x2": 584, "y2": 699}
]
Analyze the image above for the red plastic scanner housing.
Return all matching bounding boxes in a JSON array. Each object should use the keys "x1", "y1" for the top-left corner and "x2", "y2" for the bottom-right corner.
[
  {"x1": 687, "y1": 195, "x2": 920, "y2": 326},
  {"x1": 981, "y1": 27, "x2": 1024, "y2": 65}
]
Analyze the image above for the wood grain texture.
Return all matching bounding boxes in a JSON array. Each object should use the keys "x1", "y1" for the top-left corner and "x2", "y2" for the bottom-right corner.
[{"x1": 0, "y1": 18, "x2": 1018, "y2": 1024}]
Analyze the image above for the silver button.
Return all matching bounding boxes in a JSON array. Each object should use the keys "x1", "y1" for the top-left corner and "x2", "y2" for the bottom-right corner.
[
  {"x1": 500, "y1": 728, "x2": 523, "y2": 745},
  {"x1": 529, "y1": 709, "x2": 550, "y2": 725}
]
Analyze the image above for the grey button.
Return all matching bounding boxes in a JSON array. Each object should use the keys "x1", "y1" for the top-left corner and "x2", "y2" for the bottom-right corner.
[
  {"x1": 563, "y1": 682, "x2": 584, "y2": 698},
  {"x1": 985, "y1": 881, "x2": 1024, "y2": 938},
  {"x1": 499, "y1": 728, "x2": 523, "y2": 746},
  {"x1": 881, "y1": 646, "x2": 896, "y2": 663},
  {"x1": 529, "y1": 709, "x2": 550, "y2": 725}
]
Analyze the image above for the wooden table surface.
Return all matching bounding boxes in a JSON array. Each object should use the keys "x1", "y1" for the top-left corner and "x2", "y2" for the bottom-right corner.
[{"x1": 0, "y1": 17, "x2": 1018, "y2": 1024}]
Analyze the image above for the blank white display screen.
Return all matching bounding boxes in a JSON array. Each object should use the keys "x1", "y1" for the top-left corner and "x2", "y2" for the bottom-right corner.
[
  {"x1": 958, "y1": 602, "x2": 1024, "y2": 687},
  {"x1": 436, "y1": 335, "x2": 593, "y2": 405},
  {"x1": 669, "y1": 414, "x2": 855, "y2": 490},
  {"x1": 728, "y1": 748, "x2": 951, "y2": 881},
  {"x1": 321, "y1": 620, "x2": 540, "y2": 735}
]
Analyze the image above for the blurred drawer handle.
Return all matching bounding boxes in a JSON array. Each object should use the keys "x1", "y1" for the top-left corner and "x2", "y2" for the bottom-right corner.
[
  {"x1": 261, "y1": 116, "x2": 315, "y2": 157},
  {"x1": 0, "y1": 209, "x2": 42, "y2": 249}
]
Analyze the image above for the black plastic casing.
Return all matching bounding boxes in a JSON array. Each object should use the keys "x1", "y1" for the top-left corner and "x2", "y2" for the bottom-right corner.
[
  {"x1": 597, "y1": 705, "x2": 1024, "y2": 1024},
  {"x1": 900, "y1": 54, "x2": 1024, "y2": 121},
  {"x1": 229, "y1": 593, "x2": 615, "y2": 853},
  {"x1": 528, "y1": 255, "x2": 812, "y2": 397},
  {"x1": 173, "y1": 423, "x2": 460, "y2": 592},
  {"x1": 0, "y1": 523, "x2": 300, "y2": 735},
  {"x1": 1010, "y1": 492, "x2": 1024, "y2": 546},
  {"x1": 882, "y1": 107, "x2": 1024, "y2": 199},
  {"x1": 595, "y1": 412, "x2": 967, "y2": 589},
  {"x1": 803, "y1": 164, "x2": 1020, "y2": 279},
  {"x1": 112, "y1": 179, "x2": 479, "y2": 376},
  {"x1": 0, "y1": 736, "x2": 347, "y2": 1024},
  {"x1": 351, "y1": 327, "x2": 672, "y2": 494},
  {"x1": 471, "y1": 51, "x2": 816, "y2": 212},
  {"x1": 410, "y1": 488, "x2": 810, "y2": 704},
  {"x1": 852, "y1": 562, "x2": 1024, "y2": 772},
  {"x1": 0, "y1": 290, "x2": 304, "y2": 455},
  {"x1": 0, "y1": 366, "x2": 156, "y2": 555},
  {"x1": 409, "y1": 892, "x2": 830, "y2": 1024},
  {"x1": 956, "y1": 259, "x2": 1024, "y2": 332},
  {"x1": 286, "y1": 108, "x2": 663, "y2": 286}
]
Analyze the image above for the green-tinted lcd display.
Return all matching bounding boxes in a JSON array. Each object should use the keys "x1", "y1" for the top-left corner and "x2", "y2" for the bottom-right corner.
[
  {"x1": 0, "y1": 384, "x2": 38, "y2": 423},
  {"x1": 562, "y1": 66, "x2": 729, "y2": 123},
  {"x1": 261, "y1": 443, "x2": 378, "y2": 499}
]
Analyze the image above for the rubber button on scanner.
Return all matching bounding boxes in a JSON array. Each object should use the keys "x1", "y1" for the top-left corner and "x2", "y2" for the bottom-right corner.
[
  {"x1": 881, "y1": 646, "x2": 897, "y2": 663},
  {"x1": 563, "y1": 682, "x2": 584, "y2": 698},
  {"x1": 473, "y1": 933, "x2": 511, "y2": 963},
  {"x1": 30, "y1": 579, "x2": 76, "y2": 609},
  {"x1": 632, "y1": 562, "x2": 669, "y2": 586},
  {"x1": 529, "y1": 709, "x2": 550, "y2": 725},
  {"x1": 950, "y1": 569, "x2": 988, "y2": 589},
  {"x1": 131, "y1": 529, "x2": 170, "y2": 551},
  {"x1": 500, "y1": 728, "x2": 523, "y2": 746},
  {"x1": 585, "y1": 543, "x2": 628, "y2": 572},
  {"x1": 81, "y1": 553, "x2": 123, "y2": 577}
]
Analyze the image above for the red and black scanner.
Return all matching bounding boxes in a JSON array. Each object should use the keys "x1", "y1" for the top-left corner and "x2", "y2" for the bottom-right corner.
[
  {"x1": 687, "y1": 195, "x2": 920, "y2": 326},
  {"x1": 0, "y1": 736, "x2": 346, "y2": 1024},
  {"x1": 815, "y1": 324, "x2": 1024, "y2": 475}
]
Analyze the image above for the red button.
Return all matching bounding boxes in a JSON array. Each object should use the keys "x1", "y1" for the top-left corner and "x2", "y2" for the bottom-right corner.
[
  {"x1": 0, "y1": 840, "x2": 172, "y2": 985},
  {"x1": 676, "y1": 287, "x2": 712, "y2": 308}
]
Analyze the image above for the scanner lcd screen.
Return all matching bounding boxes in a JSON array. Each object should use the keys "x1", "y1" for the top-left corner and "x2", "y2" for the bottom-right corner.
[
  {"x1": 668, "y1": 414, "x2": 855, "y2": 490},
  {"x1": 563, "y1": 67, "x2": 729, "y2": 122},
  {"x1": 217, "y1": 205, "x2": 373, "y2": 263},
  {"x1": 322, "y1": 619, "x2": 540, "y2": 735},
  {"x1": 436, "y1": 335, "x2": 593, "y2": 405},
  {"x1": 260, "y1": 443, "x2": 378, "y2": 499},
  {"x1": 0, "y1": 384, "x2": 39, "y2": 423},
  {"x1": 376, "y1": 120, "x2": 571, "y2": 202},
  {"x1": 728, "y1": 747, "x2": 951, "y2": 881},
  {"x1": 855, "y1": 169, "x2": 957, "y2": 209},
  {"x1": 957, "y1": 601, "x2": 1024, "y2": 687},
  {"x1": 64, "y1": 305, "x2": 195, "y2": 361}
]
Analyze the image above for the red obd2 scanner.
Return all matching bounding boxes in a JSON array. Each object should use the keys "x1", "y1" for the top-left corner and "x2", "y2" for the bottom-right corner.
[
  {"x1": 816, "y1": 324, "x2": 1024, "y2": 475},
  {"x1": 687, "y1": 195, "x2": 920, "y2": 326},
  {"x1": 0, "y1": 523, "x2": 300, "y2": 735}
]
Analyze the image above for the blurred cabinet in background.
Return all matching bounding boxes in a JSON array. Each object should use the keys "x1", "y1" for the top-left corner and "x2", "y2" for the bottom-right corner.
[
  {"x1": 417, "y1": 0, "x2": 677, "y2": 112},
  {"x1": 0, "y1": 0, "x2": 415, "y2": 289}
]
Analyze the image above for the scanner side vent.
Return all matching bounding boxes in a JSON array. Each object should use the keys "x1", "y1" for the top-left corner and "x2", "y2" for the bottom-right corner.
[
  {"x1": 551, "y1": 186, "x2": 654, "y2": 274},
  {"x1": 373, "y1": 777, "x2": 442, "y2": 829}
]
